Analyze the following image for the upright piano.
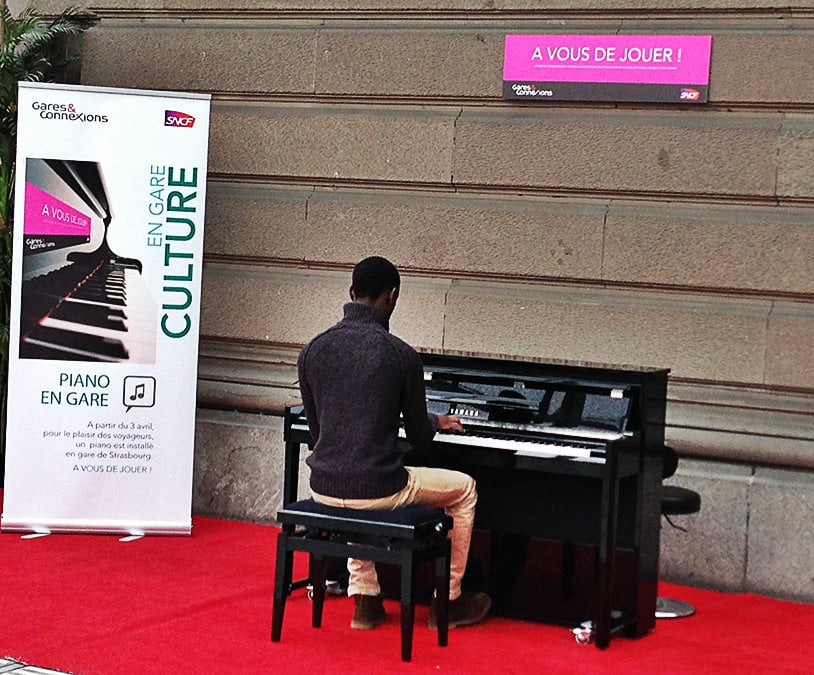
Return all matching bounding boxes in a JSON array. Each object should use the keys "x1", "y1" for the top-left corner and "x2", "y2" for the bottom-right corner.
[{"x1": 283, "y1": 351, "x2": 669, "y2": 648}]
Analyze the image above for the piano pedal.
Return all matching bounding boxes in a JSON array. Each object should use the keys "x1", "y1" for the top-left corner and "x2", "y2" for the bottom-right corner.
[
  {"x1": 306, "y1": 579, "x2": 347, "y2": 600},
  {"x1": 571, "y1": 611, "x2": 624, "y2": 645},
  {"x1": 573, "y1": 621, "x2": 594, "y2": 645}
]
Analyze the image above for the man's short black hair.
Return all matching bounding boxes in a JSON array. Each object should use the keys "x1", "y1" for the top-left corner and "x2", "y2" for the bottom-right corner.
[{"x1": 352, "y1": 256, "x2": 400, "y2": 300}]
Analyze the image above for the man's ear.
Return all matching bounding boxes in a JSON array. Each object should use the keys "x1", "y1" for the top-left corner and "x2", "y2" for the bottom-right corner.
[
  {"x1": 349, "y1": 285, "x2": 356, "y2": 301},
  {"x1": 387, "y1": 287, "x2": 399, "y2": 306}
]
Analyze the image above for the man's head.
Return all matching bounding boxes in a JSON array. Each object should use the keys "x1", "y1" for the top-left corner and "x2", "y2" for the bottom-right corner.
[{"x1": 350, "y1": 256, "x2": 400, "y2": 315}]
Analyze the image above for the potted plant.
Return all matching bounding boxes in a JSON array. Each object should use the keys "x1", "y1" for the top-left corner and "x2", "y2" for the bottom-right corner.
[{"x1": 0, "y1": 4, "x2": 97, "y2": 484}]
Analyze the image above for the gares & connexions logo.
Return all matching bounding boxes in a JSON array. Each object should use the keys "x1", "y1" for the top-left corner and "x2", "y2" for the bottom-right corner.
[{"x1": 31, "y1": 101, "x2": 108, "y2": 123}]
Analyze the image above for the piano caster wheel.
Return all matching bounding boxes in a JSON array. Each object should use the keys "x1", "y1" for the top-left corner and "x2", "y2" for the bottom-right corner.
[{"x1": 573, "y1": 621, "x2": 594, "y2": 645}]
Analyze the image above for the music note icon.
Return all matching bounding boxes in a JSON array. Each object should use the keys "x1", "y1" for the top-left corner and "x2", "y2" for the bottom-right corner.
[{"x1": 123, "y1": 376, "x2": 155, "y2": 411}]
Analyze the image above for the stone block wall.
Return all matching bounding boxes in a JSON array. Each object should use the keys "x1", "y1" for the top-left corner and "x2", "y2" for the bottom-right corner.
[{"x1": 16, "y1": 0, "x2": 813, "y2": 601}]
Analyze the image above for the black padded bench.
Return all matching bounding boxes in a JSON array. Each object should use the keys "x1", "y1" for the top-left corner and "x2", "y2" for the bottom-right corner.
[{"x1": 271, "y1": 498, "x2": 453, "y2": 662}]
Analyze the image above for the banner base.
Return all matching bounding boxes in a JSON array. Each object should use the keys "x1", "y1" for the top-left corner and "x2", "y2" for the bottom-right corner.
[{"x1": 1, "y1": 516, "x2": 192, "y2": 536}]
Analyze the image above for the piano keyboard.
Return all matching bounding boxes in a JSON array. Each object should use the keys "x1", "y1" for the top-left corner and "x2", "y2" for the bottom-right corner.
[
  {"x1": 430, "y1": 429, "x2": 604, "y2": 460},
  {"x1": 290, "y1": 421, "x2": 605, "y2": 461},
  {"x1": 21, "y1": 264, "x2": 157, "y2": 363}
]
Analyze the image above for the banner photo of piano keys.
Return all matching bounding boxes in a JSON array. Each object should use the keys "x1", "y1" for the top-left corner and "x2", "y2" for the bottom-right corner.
[
  {"x1": 1, "y1": 82, "x2": 211, "y2": 536},
  {"x1": 502, "y1": 34, "x2": 712, "y2": 103}
]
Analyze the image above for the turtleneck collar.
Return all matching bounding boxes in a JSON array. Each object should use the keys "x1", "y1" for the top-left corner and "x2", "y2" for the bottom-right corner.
[{"x1": 342, "y1": 301, "x2": 390, "y2": 331}]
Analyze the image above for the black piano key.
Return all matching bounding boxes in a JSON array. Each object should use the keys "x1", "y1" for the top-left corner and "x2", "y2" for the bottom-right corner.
[
  {"x1": 83, "y1": 279, "x2": 125, "y2": 289},
  {"x1": 19, "y1": 341, "x2": 98, "y2": 361},
  {"x1": 23, "y1": 324, "x2": 129, "y2": 360},
  {"x1": 77, "y1": 275, "x2": 125, "y2": 288},
  {"x1": 49, "y1": 302, "x2": 128, "y2": 331},
  {"x1": 70, "y1": 286, "x2": 127, "y2": 305}
]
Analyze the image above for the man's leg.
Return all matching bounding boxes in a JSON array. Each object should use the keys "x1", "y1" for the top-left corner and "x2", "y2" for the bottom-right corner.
[
  {"x1": 394, "y1": 466, "x2": 476, "y2": 601},
  {"x1": 310, "y1": 491, "x2": 387, "y2": 629},
  {"x1": 313, "y1": 468, "x2": 489, "y2": 628},
  {"x1": 310, "y1": 493, "x2": 386, "y2": 598},
  {"x1": 393, "y1": 466, "x2": 491, "y2": 628}
]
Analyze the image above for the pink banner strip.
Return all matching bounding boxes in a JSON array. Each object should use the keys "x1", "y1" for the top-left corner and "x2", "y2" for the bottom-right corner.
[
  {"x1": 24, "y1": 182, "x2": 92, "y2": 236},
  {"x1": 504, "y1": 35, "x2": 712, "y2": 85}
]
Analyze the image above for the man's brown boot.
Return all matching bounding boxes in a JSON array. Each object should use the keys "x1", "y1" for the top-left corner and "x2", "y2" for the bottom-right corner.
[
  {"x1": 428, "y1": 591, "x2": 491, "y2": 629},
  {"x1": 350, "y1": 594, "x2": 386, "y2": 630}
]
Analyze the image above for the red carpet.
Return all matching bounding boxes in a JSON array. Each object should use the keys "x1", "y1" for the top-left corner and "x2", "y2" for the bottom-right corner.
[{"x1": 2, "y1": 498, "x2": 813, "y2": 674}]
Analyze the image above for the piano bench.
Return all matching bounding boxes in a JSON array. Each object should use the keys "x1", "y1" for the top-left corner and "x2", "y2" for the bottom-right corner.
[
  {"x1": 657, "y1": 483, "x2": 702, "y2": 619},
  {"x1": 270, "y1": 498, "x2": 453, "y2": 662}
]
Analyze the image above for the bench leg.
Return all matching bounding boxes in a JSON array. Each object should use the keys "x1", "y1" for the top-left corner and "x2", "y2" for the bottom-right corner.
[
  {"x1": 271, "y1": 531, "x2": 293, "y2": 642},
  {"x1": 400, "y1": 550, "x2": 416, "y2": 662},
  {"x1": 435, "y1": 540, "x2": 451, "y2": 647},
  {"x1": 310, "y1": 553, "x2": 328, "y2": 628}
]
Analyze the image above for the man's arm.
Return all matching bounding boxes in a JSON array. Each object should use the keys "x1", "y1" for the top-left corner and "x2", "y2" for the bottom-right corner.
[
  {"x1": 399, "y1": 349, "x2": 436, "y2": 450},
  {"x1": 297, "y1": 347, "x2": 320, "y2": 444},
  {"x1": 401, "y1": 351, "x2": 464, "y2": 449}
]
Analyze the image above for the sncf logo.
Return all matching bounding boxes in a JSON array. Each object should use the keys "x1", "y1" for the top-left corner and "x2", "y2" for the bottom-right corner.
[
  {"x1": 680, "y1": 88, "x2": 701, "y2": 101},
  {"x1": 165, "y1": 110, "x2": 195, "y2": 127}
]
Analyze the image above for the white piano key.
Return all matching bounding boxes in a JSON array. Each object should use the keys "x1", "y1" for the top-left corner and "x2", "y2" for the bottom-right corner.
[{"x1": 428, "y1": 431, "x2": 599, "y2": 459}]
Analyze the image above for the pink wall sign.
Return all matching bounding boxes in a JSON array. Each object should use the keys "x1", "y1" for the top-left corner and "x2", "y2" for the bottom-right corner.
[
  {"x1": 24, "y1": 181, "x2": 92, "y2": 237},
  {"x1": 503, "y1": 34, "x2": 712, "y2": 103}
]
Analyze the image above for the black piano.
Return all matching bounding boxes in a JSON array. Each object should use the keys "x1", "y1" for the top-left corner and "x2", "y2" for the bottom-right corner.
[
  {"x1": 283, "y1": 351, "x2": 669, "y2": 648},
  {"x1": 18, "y1": 157, "x2": 155, "y2": 363}
]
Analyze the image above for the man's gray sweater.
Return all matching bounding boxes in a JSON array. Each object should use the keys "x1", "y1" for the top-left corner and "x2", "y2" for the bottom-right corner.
[{"x1": 297, "y1": 301, "x2": 438, "y2": 499}]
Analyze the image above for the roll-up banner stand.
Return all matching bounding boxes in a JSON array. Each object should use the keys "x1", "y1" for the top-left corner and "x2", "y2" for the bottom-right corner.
[{"x1": 1, "y1": 82, "x2": 211, "y2": 536}]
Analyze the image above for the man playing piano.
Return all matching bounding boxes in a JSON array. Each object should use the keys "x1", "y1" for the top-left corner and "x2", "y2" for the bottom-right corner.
[{"x1": 297, "y1": 256, "x2": 492, "y2": 631}]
